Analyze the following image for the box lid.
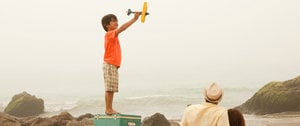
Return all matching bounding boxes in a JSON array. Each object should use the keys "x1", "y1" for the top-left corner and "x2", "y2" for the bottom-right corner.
[{"x1": 94, "y1": 114, "x2": 141, "y2": 120}]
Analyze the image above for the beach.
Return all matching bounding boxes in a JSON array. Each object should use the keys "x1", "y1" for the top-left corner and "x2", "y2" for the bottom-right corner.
[
  {"x1": 1, "y1": 86, "x2": 299, "y2": 125},
  {"x1": 244, "y1": 113, "x2": 300, "y2": 126},
  {"x1": 1, "y1": 0, "x2": 300, "y2": 125}
]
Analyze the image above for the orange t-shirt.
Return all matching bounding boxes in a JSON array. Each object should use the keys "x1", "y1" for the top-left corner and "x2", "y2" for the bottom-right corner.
[{"x1": 103, "y1": 30, "x2": 122, "y2": 67}]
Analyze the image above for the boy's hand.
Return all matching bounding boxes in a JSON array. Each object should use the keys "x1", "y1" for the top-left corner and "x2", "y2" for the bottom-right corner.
[{"x1": 133, "y1": 12, "x2": 140, "y2": 20}]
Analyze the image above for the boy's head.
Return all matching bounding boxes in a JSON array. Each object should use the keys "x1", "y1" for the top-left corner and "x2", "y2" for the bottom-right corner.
[{"x1": 101, "y1": 14, "x2": 118, "y2": 32}]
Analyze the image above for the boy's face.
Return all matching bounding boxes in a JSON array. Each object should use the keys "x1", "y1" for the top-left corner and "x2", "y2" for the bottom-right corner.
[{"x1": 106, "y1": 18, "x2": 118, "y2": 31}]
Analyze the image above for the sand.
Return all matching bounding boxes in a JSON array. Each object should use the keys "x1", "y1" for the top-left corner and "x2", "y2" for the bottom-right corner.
[{"x1": 244, "y1": 114, "x2": 300, "y2": 126}]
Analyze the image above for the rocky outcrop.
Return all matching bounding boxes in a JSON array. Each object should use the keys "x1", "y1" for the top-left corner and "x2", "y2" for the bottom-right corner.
[
  {"x1": 236, "y1": 76, "x2": 300, "y2": 115},
  {"x1": 76, "y1": 113, "x2": 94, "y2": 121},
  {"x1": 142, "y1": 113, "x2": 170, "y2": 126},
  {"x1": 0, "y1": 111, "x2": 94, "y2": 126},
  {"x1": 169, "y1": 119, "x2": 180, "y2": 126},
  {"x1": 0, "y1": 111, "x2": 180, "y2": 126},
  {"x1": 0, "y1": 112, "x2": 22, "y2": 126},
  {"x1": 4, "y1": 91, "x2": 44, "y2": 117}
]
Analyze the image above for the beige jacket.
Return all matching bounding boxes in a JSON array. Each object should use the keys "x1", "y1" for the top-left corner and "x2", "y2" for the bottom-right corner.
[{"x1": 180, "y1": 102, "x2": 229, "y2": 126}]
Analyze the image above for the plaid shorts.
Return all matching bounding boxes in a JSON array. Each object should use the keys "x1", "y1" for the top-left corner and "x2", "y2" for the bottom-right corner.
[{"x1": 103, "y1": 62, "x2": 119, "y2": 92}]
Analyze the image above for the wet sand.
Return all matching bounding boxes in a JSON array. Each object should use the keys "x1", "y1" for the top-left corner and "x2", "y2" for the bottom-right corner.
[
  {"x1": 245, "y1": 113, "x2": 300, "y2": 126},
  {"x1": 171, "y1": 113, "x2": 300, "y2": 126}
]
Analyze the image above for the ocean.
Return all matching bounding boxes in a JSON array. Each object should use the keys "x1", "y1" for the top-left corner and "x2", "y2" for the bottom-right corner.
[{"x1": 1, "y1": 85, "x2": 300, "y2": 126}]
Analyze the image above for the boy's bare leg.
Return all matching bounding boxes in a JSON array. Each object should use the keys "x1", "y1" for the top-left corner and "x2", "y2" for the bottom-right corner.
[{"x1": 105, "y1": 91, "x2": 119, "y2": 114}]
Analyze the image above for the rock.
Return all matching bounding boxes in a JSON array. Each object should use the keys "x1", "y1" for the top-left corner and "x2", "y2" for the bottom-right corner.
[
  {"x1": 81, "y1": 118, "x2": 94, "y2": 126},
  {"x1": 76, "y1": 113, "x2": 94, "y2": 121},
  {"x1": 4, "y1": 91, "x2": 44, "y2": 117},
  {"x1": 67, "y1": 118, "x2": 93, "y2": 126},
  {"x1": 169, "y1": 119, "x2": 180, "y2": 126},
  {"x1": 24, "y1": 117, "x2": 57, "y2": 126},
  {"x1": 66, "y1": 120, "x2": 81, "y2": 126},
  {"x1": 0, "y1": 110, "x2": 94, "y2": 126},
  {"x1": 142, "y1": 113, "x2": 170, "y2": 126},
  {"x1": 51, "y1": 111, "x2": 74, "y2": 121},
  {"x1": 235, "y1": 76, "x2": 300, "y2": 115},
  {"x1": 0, "y1": 112, "x2": 22, "y2": 126},
  {"x1": 21, "y1": 112, "x2": 93, "y2": 126},
  {"x1": 50, "y1": 111, "x2": 74, "y2": 126}
]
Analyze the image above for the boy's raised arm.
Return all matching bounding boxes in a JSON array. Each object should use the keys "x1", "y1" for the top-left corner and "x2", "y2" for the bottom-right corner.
[{"x1": 116, "y1": 12, "x2": 140, "y2": 35}]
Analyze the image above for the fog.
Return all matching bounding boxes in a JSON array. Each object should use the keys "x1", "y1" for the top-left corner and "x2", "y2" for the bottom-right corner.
[{"x1": 1, "y1": 0, "x2": 300, "y2": 95}]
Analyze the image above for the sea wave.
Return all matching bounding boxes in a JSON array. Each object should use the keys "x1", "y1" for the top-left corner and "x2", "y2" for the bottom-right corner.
[
  {"x1": 125, "y1": 95, "x2": 194, "y2": 104},
  {"x1": 0, "y1": 103, "x2": 3, "y2": 112},
  {"x1": 0, "y1": 86, "x2": 266, "y2": 118},
  {"x1": 38, "y1": 94, "x2": 194, "y2": 117},
  {"x1": 45, "y1": 101, "x2": 79, "y2": 112},
  {"x1": 39, "y1": 86, "x2": 259, "y2": 117}
]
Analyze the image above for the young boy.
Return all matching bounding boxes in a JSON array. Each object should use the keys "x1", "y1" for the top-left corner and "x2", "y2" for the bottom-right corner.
[{"x1": 101, "y1": 12, "x2": 140, "y2": 114}]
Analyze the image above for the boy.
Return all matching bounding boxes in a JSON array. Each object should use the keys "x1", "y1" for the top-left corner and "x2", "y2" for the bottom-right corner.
[{"x1": 101, "y1": 12, "x2": 140, "y2": 114}]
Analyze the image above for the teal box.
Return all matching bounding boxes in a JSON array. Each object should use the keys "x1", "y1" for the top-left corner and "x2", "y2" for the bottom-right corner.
[{"x1": 94, "y1": 114, "x2": 141, "y2": 126}]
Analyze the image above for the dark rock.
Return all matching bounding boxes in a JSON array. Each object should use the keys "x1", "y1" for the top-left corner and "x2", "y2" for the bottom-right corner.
[
  {"x1": 1, "y1": 109, "x2": 93, "y2": 126},
  {"x1": 67, "y1": 118, "x2": 93, "y2": 126},
  {"x1": 235, "y1": 76, "x2": 300, "y2": 115},
  {"x1": 50, "y1": 111, "x2": 74, "y2": 126},
  {"x1": 51, "y1": 111, "x2": 74, "y2": 121},
  {"x1": 18, "y1": 116, "x2": 36, "y2": 125},
  {"x1": 169, "y1": 119, "x2": 180, "y2": 126},
  {"x1": 66, "y1": 120, "x2": 81, "y2": 126},
  {"x1": 23, "y1": 112, "x2": 74, "y2": 126},
  {"x1": 0, "y1": 112, "x2": 22, "y2": 126},
  {"x1": 142, "y1": 113, "x2": 170, "y2": 126},
  {"x1": 25, "y1": 117, "x2": 56, "y2": 126},
  {"x1": 4, "y1": 91, "x2": 44, "y2": 117},
  {"x1": 76, "y1": 113, "x2": 94, "y2": 121}
]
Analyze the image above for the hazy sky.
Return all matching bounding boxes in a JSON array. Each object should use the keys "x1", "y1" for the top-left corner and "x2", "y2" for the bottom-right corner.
[{"x1": 1, "y1": 0, "x2": 300, "y2": 95}]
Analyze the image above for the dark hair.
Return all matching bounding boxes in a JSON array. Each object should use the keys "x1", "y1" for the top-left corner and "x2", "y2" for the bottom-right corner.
[
  {"x1": 101, "y1": 14, "x2": 118, "y2": 31},
  {"x1": 228, "y1": 109, "x2": 245, "y2": 126},
  {"x1": 205, "y1": 99, "x2": 218, "y2": 104}
]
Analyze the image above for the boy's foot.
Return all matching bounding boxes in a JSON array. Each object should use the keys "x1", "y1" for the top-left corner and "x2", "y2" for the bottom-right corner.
[{"x1": 105, "y1": 109, "x2": 120, "y2": 115}]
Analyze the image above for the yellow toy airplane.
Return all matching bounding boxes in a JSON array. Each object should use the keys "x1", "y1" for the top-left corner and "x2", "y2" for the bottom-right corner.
[{"x1": 127, "y1": 2, "x2": 149, "y2": 23}]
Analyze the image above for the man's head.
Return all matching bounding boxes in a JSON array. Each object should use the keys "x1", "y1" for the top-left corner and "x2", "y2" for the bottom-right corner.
[
  {"x1": 101, "y1": 14, "x2": 118, "y2": 31},
  {"x1": 203, "y1": 83, "x2": 223, "y2": 104}
]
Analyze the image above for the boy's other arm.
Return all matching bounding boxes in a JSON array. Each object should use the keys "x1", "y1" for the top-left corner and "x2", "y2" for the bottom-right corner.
[{"x1": 116, "y1": 12, "x2": 140, "y2": 35}]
